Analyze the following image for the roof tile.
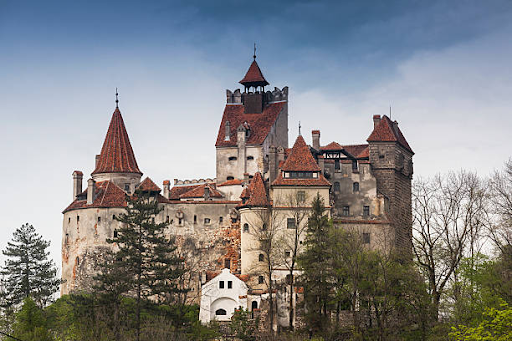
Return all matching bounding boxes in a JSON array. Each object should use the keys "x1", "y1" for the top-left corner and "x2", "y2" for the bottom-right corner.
[
  {"x1": 367, "y1": 115, "x2": 413, "y2": 153},
  {"x1": 281, "y1": 135, "x2": 320, "y2": 172}
]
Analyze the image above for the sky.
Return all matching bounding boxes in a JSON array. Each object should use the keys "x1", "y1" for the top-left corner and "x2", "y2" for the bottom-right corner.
[{"x1": 1, "y1": 0, "x2": 512, "y2": 274}]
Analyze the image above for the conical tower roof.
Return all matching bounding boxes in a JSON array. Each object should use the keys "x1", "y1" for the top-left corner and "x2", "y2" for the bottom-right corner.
[
  {"x1": 239, "y1": 60, "x2": 269, "y2": 87},
  {"x1": 92, "y1": 107, "x2": 142, "y2": 175},
  {"x1": 281, "y1": 135, "x2": 321, "y2": 172}
]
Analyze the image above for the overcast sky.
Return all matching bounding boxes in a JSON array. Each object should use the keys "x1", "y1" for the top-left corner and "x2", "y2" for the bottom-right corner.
[{"x1": 1, "y1": 0, "x2": 511, "y2": 273}]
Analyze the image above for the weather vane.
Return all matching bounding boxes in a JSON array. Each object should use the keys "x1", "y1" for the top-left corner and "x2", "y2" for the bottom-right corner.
[
  {"x1": 115, "y1": 88, "x2": 119, "y2": 108},
  {"x1": 298, "y1": 121, "x2": 302, "y2": 136},
  {"x1": 253, "y1": 43, "x2": 256, "y2": 60}
]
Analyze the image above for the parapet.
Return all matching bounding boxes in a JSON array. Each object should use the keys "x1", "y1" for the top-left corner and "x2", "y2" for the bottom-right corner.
[
  {"x1": 173, "y1": 178, "x2": 217, "y2": 186},
  {"x1": 226, "y1": 86, "x2": 288, "y2": 104}
]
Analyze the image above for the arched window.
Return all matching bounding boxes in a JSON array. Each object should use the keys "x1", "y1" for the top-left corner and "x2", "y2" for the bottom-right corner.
[
  {"x1": 243, "y1": 223, "x2": 249, "y2": 232},
  {"x1": 215, "y1": 309, "x2": 227, "y2": 316},
  {"x1": 334, "y1": 182, "x2": 340, "y2": 192},
  {"x1": 252, "y1": 301, "x2": 258, "y2": 310},
  {"x1": 259, "y1": 254, "x2": 264, "y2": 262},
  {"x1": 353, "y1": 182, "x2": 359, "y2": 192}
]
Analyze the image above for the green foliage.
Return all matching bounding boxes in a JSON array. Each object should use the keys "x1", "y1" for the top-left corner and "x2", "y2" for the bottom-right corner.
[
  {"x1": 12, "y1": 297, "x2": 52, "y2": 341},
  {"x1": 229, "y1": 308, "x2": 258, "y2": 341},
  {"x1": 450, "y1": 302, "x2": 512, "y2": 340},
  {"x1": 1, "y1": 223, "x2": 59, "y2": 308}
]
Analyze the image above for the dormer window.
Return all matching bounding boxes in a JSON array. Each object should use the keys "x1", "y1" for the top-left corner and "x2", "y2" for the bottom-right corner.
[{"x1": 286, "y1": 171, "x2": 317, "y2": 179}]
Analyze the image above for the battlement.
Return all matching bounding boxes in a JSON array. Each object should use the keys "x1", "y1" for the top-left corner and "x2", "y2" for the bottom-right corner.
[
  {"x1": 173, "y1": 178, "x2": 216, "y2": 186},
  {"x1": 226, "y1": 86, "x2": 288, "y2": 104}
]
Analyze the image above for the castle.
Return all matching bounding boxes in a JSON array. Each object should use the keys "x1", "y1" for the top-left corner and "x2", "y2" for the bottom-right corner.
[{"x1": 61, "y1": 55, "x2": 413, "y2": 326}]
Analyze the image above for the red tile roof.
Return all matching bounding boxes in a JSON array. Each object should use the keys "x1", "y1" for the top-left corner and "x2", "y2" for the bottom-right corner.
[
  {"x1": 343, "y1": 144, "x2": 369, "y2": 158},
  {"x1": 320, "y1": 141, "x2": 343, "y2": 151},
  {"x1": 240, "y1": 172, "x2": 269, "y2": 207},
  {"x1": 179, "y1": 183, "x2": 223, "y2": 199},
  {"x1": 281, "y1": 135, "x2": 321, "y2": 172},
  {"x1": 215, "y1": 102, "x2": 285, "y2": 147},
  {"x1": 169, "y1": 184, "x2": 201, "y2": 200},
  {"x1": 63, "y1": 181, "x2": 127, "y2": 212},
  {"x1": 367, "y1": 115, "x2": 413, "y2": 153},
  {"x1": 218, "y1": 179, "x2": 244, "y2": 187},
  {"x1": 92, "y1": 108, "x2": 142, "y2": 175},
  {"x1": 137, "y1": 177, "x2": 161, "y2": 193},
  {"x1": 239, "y1": 60, "x2": 269, "y2": 87},
  {"x1": 272, "y1": 172, "x2": 331, "y2": 187}
]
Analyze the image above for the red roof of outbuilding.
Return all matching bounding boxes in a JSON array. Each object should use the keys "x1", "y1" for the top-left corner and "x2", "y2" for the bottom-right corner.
[
  {"x1": 215, "y1": 102, "x2": 285, "y2": 147},
  {"x1": 281, "y1": 135, "x2": 321, "y2": 172},
  {"x1": 179, "y1": 183, "x2": 223, "y2": 199},
  {"x1": 239, "y1": 60, "x2": 269, "y2": 87},
  {"x1": 218, "y1": 179, "x2": 244, "y2": 187},
  {"x1": 137, "y1": 177, "x2": 161, "y2": 193},
  {"x1": 367, "y1": 115, "x2": 413, "y2": 154},
  {"x1": 92, "y1": 107, "x2": 142, "y2": 175}
]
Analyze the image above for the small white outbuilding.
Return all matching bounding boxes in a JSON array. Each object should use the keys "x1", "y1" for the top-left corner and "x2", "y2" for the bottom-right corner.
[{"x1": 199, "y1": 268, "x2": 248, "y2": 324}]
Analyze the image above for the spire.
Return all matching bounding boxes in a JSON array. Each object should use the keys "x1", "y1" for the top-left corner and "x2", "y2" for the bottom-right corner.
[
  {"x1": 115, "y1": 88, "x2": 119, "y2": 108},
  {"x1": 239, "y1": 51, "x2": 269, "y2": 88},
  {"x1": 92, "y1": 106, "x2": 142, "y2": 175}
]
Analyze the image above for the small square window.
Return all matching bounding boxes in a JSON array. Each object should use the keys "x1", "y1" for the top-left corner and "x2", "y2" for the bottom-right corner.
[
  {"x1": 204, "y1": 218, "x2": 211, "y2": 224},
  {"x1": 258, "y1": 276, "x2": 264, "y2": 284},
  {"x1": 219, "y1": 281, "x2": 225, "y2": 289},
  {"x1": 228, "y1": 281, "x2": 232, "y2": 289},
  {"x1": 363, "y1": 232, "x2": 370, "y2": 244},
  {"x1": 287, "y1": 218, "x2": 296, "y2": 229},
  {"x1": 297, "y1": 191, "x2": 305, "y2": 203},
  {"x1": 285, "y1": 251, "x2": 291, "y2": 258}
]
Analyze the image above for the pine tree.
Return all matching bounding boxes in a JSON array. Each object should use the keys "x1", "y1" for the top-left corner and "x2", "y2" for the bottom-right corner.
[
  {"x1": 95, "y1": 188, "x2": 185, "y2": 341},
  {"x1": 1, "y1": 223, "x2": 59, "y2": 308}
]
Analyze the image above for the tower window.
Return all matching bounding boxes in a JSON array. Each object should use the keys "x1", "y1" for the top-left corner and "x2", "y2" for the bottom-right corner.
[
  {"x1": 204, "y1": 218, "x2": 211, "y2": 224},
  {"x1": 228, "y1": 281, "x2": 233, "y2": 289},
  {"x1": 219, "y1": 281, "x2": 225, "y2": 289},
  {"x1": 178, "y1": 218, "x2": 183, "y2": 225},
  {"x1": 194, "y1": 215, "x2": 197, "y2": 224},
  {"x1": 259, "y1": 254, "x2": 264, "y2": 262},
  {"x1": 112, "y1": 214, "x2": 116, "y2": 220},
  {"x1": 252, "y1": 301, "x2": 258, "y2": 310},
  {"x1": 227, "y1": 176, "x2": 234, "y2": 181},
  {"x1": 285, "y1": 251, "x2": 291, "y2": 258},
  {"x1": 124, "y1": 183, "x2": 130, "y2": 193},
  {"x1": 261, "y1": 223, "x2": 267, "y2": 231},
  {"x1": 97, "y1": 216, "x2": 101, "y2": 223},
  {"x1": 228, "y1": 156, "x2": 237, "y2": 161},
  {"x1": 334, "y1": 182, "x2": 340, "y2": 192},
  {"x1": 287, "y1": 218, "x2": 296, "y2": 229},
  {"x1": 219, "y1": 216, "x2": 223, "y2": 223},
  {"x1": 343, "y1": 206, "x2": 350, "y2": 216},
  {"x1": 258, "y1": 276, "x2": 264, "y2": 284},
  {"x1": 225, "y1": 258, "x2": 231, "y2": 269},
  {"x1": 77, "y1": 216, "x2": 80, "y2": 223},
  {"x1": 247, "y1": 156, "x2": 254, "y2": 160},
  {"x1": 363, "y1": 232, "x2": 371, "y2": 244},
  {"x1": 353, "y1": 182, "x2": 360, "y2": 192},
  {"x1": 76, "y1": 256, "x2": 80, "y2": 266},
  {"x1": 363, "y1": 206, "x2": 370, "y2": 217},
  {"x1": 243, "y1": 223, "x2": 249, "y2": 232},
  {"x1": 114, "y1": 230, "x2": 118, "y2": 238},
  {"x1": 68, "y1": 217, "x2": 71, "y2": 224}
]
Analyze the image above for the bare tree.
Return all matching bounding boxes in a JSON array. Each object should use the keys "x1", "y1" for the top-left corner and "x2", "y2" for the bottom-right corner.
[
  {"x1": 245, "y1": 206, "x2": 284, "y2": 335},
  {"x1": 488, "y1": 159, "x2": 512, "y2": 251},
  {"x1": 412, "y1": 171, "x2": 487, "y2": 320},
  {"x1": 274, "y1": 192, "x2": 310, "y2": 331}
]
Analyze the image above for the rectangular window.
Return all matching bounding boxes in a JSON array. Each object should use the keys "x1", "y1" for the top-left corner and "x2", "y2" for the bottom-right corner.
[
  {"x1": 363, "y1": 206, "x2": 370, "y2": 217},
  {"x1": 219, "y1": 216, "x2": 223, "y2": 223},
  {"x1": 219, "y1": 281, "x2": 224, "y2": 289},
  {"x1": 342, "y1": 206, "x2": 350, "y2": 216},
  {"x1": 285, "y1": 251, "x2": 291, "y2": 258},
  {"x1": 228, "y1": 281, "x2": 233, "y2": 289},
  {"x1": 297, "y1": 191, "x2": 305, "y2": 203},
  {"x1": 363, "y1": 232, "x2": 371, "y2": 244},
  {"x1": 258, "y1": 276, "x2": 264, "y2": 284},
  {"x1": 124, "y1": 183, "x2": 130, "y2": 193},
  {"x1": 335, "y1": 159, "x2": 340, "y2": 170},
  {"x1": 97, "y1": 216, "x2": 101, "y2": 223},
  {"x1": 224, "y1": 258, "x2": 231, "y2": 269},
  {"x1": 166, "y1": 216, "x2": 170, "y2": 223},
  {"x1": 287, "y1": 218, "x2": 296, "y2": 229}
]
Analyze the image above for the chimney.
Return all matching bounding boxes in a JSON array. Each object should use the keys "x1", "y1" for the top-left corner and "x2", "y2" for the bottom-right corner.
[
  {"x1": 163, "y1": 180, "x2": 170, "y2": 199},
  {"x1": 373, "y1": 115, "x2": 381, "y2": 129},
  {"x1": 72, "y1": 170, "x2": 83, "y2": 200},
  {"x1": 393, "y1": 120, "x2": 399, "y2": 135},
  {"x1": 269, "y1": 146, "x2": 277, "y2": 184},
  {"x1": 95, "y1": 154, "x2": 100, "y2": 168},
  {"x1": 312, "y1": 130, "x2": 321, "y2": 150},
  {"x1": 87, "y1": 178, "x2": 96, "y2": 205},
  {"x1": 318, "y1": 155, "x2": 325, "y2": 174},
  {"x1": 204, "y1": 185, "x2": 210, "y2": 201},
  {"x1": 277, "y1": 146, "x2": 285, "y2": 163}
]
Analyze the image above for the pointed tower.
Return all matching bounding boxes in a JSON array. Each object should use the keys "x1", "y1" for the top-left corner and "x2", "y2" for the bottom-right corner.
[
  {"x1": 216, "y1": 54, "x2": 289, "y2": 184},
  {"x1": 91, "y1": 102, "x2": 142, "y2": 193}
]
